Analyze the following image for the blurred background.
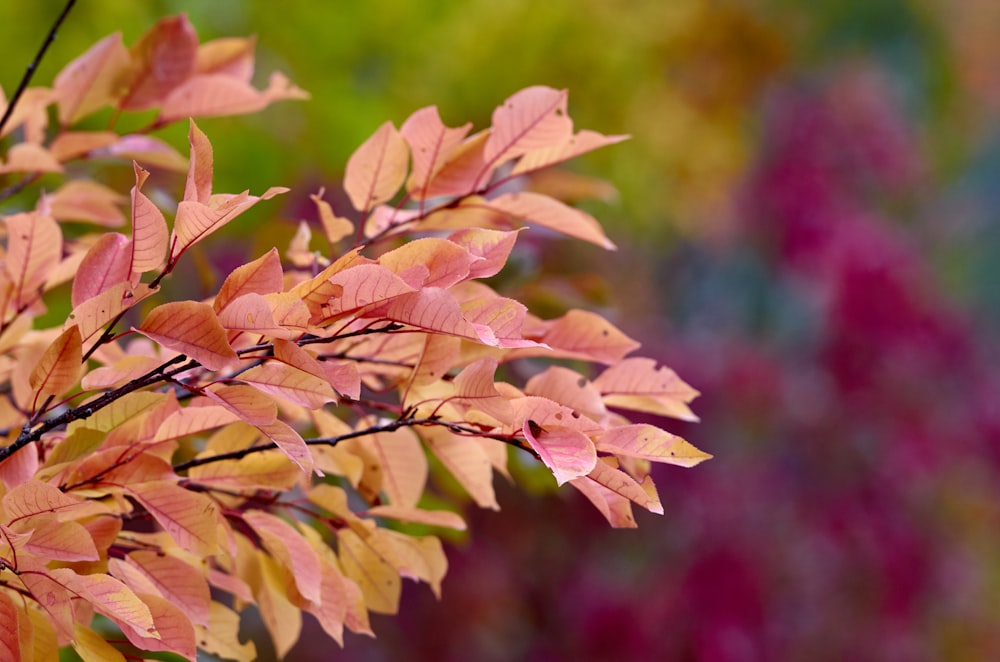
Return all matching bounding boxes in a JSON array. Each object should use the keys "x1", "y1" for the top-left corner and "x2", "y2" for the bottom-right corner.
[{"x1": 4, "y1": 1, "x2": 1000, "y2": 660}]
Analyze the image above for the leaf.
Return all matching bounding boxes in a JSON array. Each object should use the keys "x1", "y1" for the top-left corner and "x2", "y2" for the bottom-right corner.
[
  {"x1": 595, "y1": 424, "x2": 712, "y2": 467},
  {"x1": 521, "y1": 420, "x2": 597, "y2": 486},
  {"x1": 256, "y1": 551, "x2": 303, "y2": 658},
  {"x1": 195, "y1": 602, "x2": 256, "y2": 661},
  {"x1": 72, "y1": 233, "x2": 131, "y2": 307},
  {"x1": 187, "y1": 450, "x2": 299, "y2": 491},
  {"x1": 126, "y1": 550, "x2": 211, "y2": 627},
  {"x1": 204, "y1": 384, "x2": 277, "y2": 426},
  {"x1": 129, "y1": 162, "x2": 168, "y2": 276},
  {"x1": 367, "y1": 504, "x2": 467, "y2": 531},
  {"x1": 448, "y1": 227, "x2": 521, "y2": 279},
  {"x1": 49, "y1": 131, "x2": 120, "y2": 163},
  {"x1": 539, "y1": 309, "x2": 640, "y2": 364},
  {"x1": 0, "y1": 591, "x2": 20, "y2": 662},
  {"x1": 244, "y1": 511, "x2": 323, "y2": 604},
  {"x1": 370, "y1": 426, "x2": 427, "y2": 508},
  {"x1": 183, "y1": 119, "x2": 213, "y2": 204},
  {"x1": 419, "y1": 130, "x2": 491, "y2": 199},
  {"x1": 123, "y1": 593, "x2": 197, "y2": 660},
  {"x1": 0, "y1": 143, "x2": 63, "y2": 175},
  {"x1": 18, "y1": 564, "x2": 75, "y2": 640},
  {"x1": 52, "y1": 32, "x2": 130, "y2": 124},
  {"x1": 337, "y1": 527, "x2": 402, "y2": 615},
  {"x1": 593, "y1": 357, "x2": 701, "y2": 421},
  {"x1": 512, "y1": 130, "x2": 629, "y2": 175},
  {"x1": 170, "y1": 187, "x2": 287, "y2": 262},
  {"x1": 487, "y1": 191, "x2": 616, "y2": 249},
  {"x1": 257, "y1": 419, "x2": 314, "y2": 474},
  {"x1": 344, "y1": 121, "x2": 409, "y2": 211},
  {"x1": 485, "y1": 86, "x2": 573, "y2": 167},
  {"x1": 121, "y1": 14, "x2": 199, "y2": 111},
  {"x1": 371, "y1": 288, "x2": 484, "y2": 342},
  {"x1": 422, "y1": 427, "x2": 499, "y2": 510},
  {"x1": 126, "y1": 480, "x2": 219, "y2": 556},
  {"x1": 452, "y1": 358, "x2": 513, "y2": 424},
  {"x1": 311, "y1": 189, "x2": 354, "y2": 246},
  {"x1": 376, "y1": 529, "x2": 448, "y2": 598},
  {"x1": 49, "y1": 178, "x2": 126, "y2": 226},
  {"x1": 24, "y1": 518, "x2": 99, "y2": 561},
  {"x1": 80, "y1": 354, "x2": 162, "y2": 390},
  {"x1": 136, "y1": 301, "x2": 237, "y2": 371},
  {"x1": 585, "y1": 457, "x2": 662, "y2": 514},
  {"x1": 196, "y1": 36, "x2": 256, "y2": 79},
  {"x1": 307, "y1": 559, "x2": 349, "y2": 646},
  {"x1": 5, "y1": 211, "x2": 62, "y2": 309},
  {"x1": 73, "y1": 624, "x2": 127, "y2": 662},
  {"x1": 158, "y1": 71, "x2": 309, "y2": 123},
  {"x1": 525, "y1": 365, "x2": 606, "y2": 419},
  {"x1": 569, "y1": 472, "x2": 638, "y2": 528},
  {"x1": 2, "y1": 478, "x2": 85, "y2": 522},
  {"x1": 462, "y1": 295, "x2": 537, "y2": 349},
  {"x1": 151, "y1": 405, "x2": 240, "y2": 443},
  {"x1": 379, "y1": 238, "x2": 474, "y2": 289},
  {"x1": 29, "y1": 325, "x2": 82, "y2": 404},
  {"x1": 321, "y1": 263, "x2": 416, "y2": 319},
  {"x1": 400, "y1": 105, "x2": 473, "y2": 197},
  {"x1": 69, "y1": 282, "x2": 157, "y2": 343},
  {"x1": 100, "y1": 134, "x2": 188, "y2": 171},
  {"x1": 51, "y1": 568, "x2": 158, "y2": 641},
  {"x1": 213, "y1": 248, "x2": 284, "y2": 313},
  {"x1": 239, "y1": 362, "x2": 336, "y2": 409}
]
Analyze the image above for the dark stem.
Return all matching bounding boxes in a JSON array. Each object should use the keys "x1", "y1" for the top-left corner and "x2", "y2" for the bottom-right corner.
[{"x1": 0, "y1": 0, "x2": 78, "y2": 137}]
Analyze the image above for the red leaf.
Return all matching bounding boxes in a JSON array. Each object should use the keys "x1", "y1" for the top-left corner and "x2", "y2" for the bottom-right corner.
[
  {"x1": 72, "y1": 232, "x2": 130, "y2": 307},
  {"x1": 136, "y1": 301, "x2": 237, "y2": 371},
  {"x1": 52, "y1": 32, "x2": 130, "y2": 124},
  {"x1": 521, "y1": 420, "x2": 597, "y2": 486},
  {"x1": 485, "y1": 86, "x2": 573, "y2": 167},
  {"x1": 344, "y1": 121, "x2": 409, "y2": 211},
  {"x1": 401, "y1": 106, "x2": 473, "y2": 198}
]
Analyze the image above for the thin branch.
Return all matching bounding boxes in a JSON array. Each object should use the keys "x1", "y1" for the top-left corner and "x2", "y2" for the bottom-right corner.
[{"x1": 0, "y1": 0, "x2": 78, "y2": 137}]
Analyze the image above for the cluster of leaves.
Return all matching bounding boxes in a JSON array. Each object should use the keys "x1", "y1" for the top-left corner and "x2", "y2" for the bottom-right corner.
[{"x1": 0, "y1": 14, "x2": 708, "y2": 661}]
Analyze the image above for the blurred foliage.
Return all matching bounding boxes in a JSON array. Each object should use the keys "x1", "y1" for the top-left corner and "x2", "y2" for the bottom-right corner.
[{"x1": 7, "y1": 1, "x2": 1000, "y2": 659}]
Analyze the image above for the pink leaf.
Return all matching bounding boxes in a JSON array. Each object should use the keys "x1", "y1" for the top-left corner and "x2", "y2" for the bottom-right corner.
[
  {"x1": 158, "y1": 71, "x2": 309, "y2": 123},
  {"x1": 488, "y1": 191, "x2": 616, "y2": 249},
  {"x1": 595, "y1": 424, "x2": 711, "y2": 467},
  {"x1": 453, "y1": 358, "x2": 513, "y2": 424},
  {"x1": 72, "y1": 232, "x2": 130, "y2": 307},
  {"x1": 512, "y1": 130, "x2": 629, "y2": 175},
  {"x1": 126, "y1": 480, "x2": 218, "y2": 556},
  {"x1": 129, "y1": 162, "x2": 168, "y2": 276},
  {"x1": 448, "y1": 228, "x2": 522, "y2": 279},
  {"x1": 401, "y1": 106, "x2": 472, "y2": 198},
  {"x1": 521, "y1": 420, "x2": 597, "y2": 486},
  {"x1": 52, "y1": 32, "x2": 130, "y2": 124},
  {"x1": 121, "y1": 14, "x2": 199, "y2": 111},
  {"x1": 538, "y1": 309, "x2": 640, "y2": 363},
  {"x1": 593, "y1": 357, "x2": 701, "y2": 421},
  {"x1": 135, "y1": 301, "x2": 237, "y2": 371},
  {"x1": 213, "y1": 247, "x2": 284, "y2": 312},
  {"x1": 183, "y1": 119, "x2": 213, "y2": 204}
]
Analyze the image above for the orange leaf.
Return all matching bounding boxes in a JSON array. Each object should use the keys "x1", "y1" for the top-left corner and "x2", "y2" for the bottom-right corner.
[
  {"x1": 52, "y1": 32, "x2": 130, "y2": 124},
  {"x1": 5, "y1": 211, "x2": 62, "y2": 310},
  {"x1": 257, "y1": 419, "x2": 314, "y2": 474},
  {"x1": 244, "y1": 511, "x2": 323, "y2": 604},
  {"x1": 81, "y1": 354, "x2": 162, "y2": 390},
  {"x1": 419, "y1": 130, "x2": 490, "y2": 200},
  {"x1": 239, "y1": 362, "x2": 336, "y2": 409},
  {"x1": 151, "y1": 404, "x2": 241, "y2": 444},
  {"x1": 170, "y1": 187, "x2": 287, "y2": 262},
  {"x1": 487, "y1": 191, "x2": 616, "y2": 249},
  {"x1": 72, "y1": 232, "x2": 130, "y2": 307},
  {"x1": 126, "y1": 549, "x2": 211, "y2": 627},
  {"x1": 579, "y1": 457, "x2": 663, "y2": 515},
  {"x1": 462, "y1": 295, "x2": 537, "y2": 349},
  {"x1": 522, "y1": 420, "x2": 597, "y2": 486},
  {"x1": 367, "y1": 504, "x2": 466, "y2": 531},
  {"x1": 196, "y1": 36, "x2": 256, "y2": 80},
  {"x1": 23, "y1": 518, "x2": 99, "y2": 562},
  {"x1": 422, "y1": 427, "x2": 499, "y2": 510},
  {"x1": 344, "y1": 121, "x2": 409, "y2": 212},
  {"x1": 121, "y1": 14, "x2": 199, "y2": 111},
  {"x1": 595, "y1": 424, "x2": 712, "y2": 467},
  {"x1": 448, "y1": 227, "x2": 521, "y2": 279},
  {"x1": 122, "y1": 593, "x2": 197, "y2": 660},
  {"x1": 2, "y1": 478, "x2": 85, "y2": 523},
  {"x1": 310, "y1": 189, "x2": 354, "y2": 246},
  {"x1": 136, "y1": 301, "x2": 237, "y2": 371},
  {"x1": 213, "y1": 247, "x2": 284, "y2": 313},
  {"x1": 593, "y1": 357, "x2": 701, "y2": 422},
  {"x1": 158, "y1": 70, "x2": 308, "y2": 123},
  {"x1": 181, "y1": 119, "x2": 214, "y2": 204},
  {"x1": 512, "y1": 129, "x2": 629, "y2": 175},
  {"x1": 371, "y1": 288, "x2": 485, "y2": 342},
  {"x1": 18, "y1": 565, "x2": 75, "y2": 641},
  {"x1": 68, "y1": 281, "x2": 157, "y2": 343},
  {"x1": 378, "y1": 237, "x2": 473, "y2": 288},
  {"x1": 321, "y1": 263, "x2": 416, "y2": 319},
  {"x1": 485, "y1": 86, "x2": 573, "y2": 167},
  {"x1": 129, "y1": 162, "x2": 168, "y2": 276},
  {"x1": 272, "y1": 338, "x2": 328, "y2": 382},
  {"x1": 370, "y1": 426, "x2": 427, "y2": 508},
  {"x1": 204, "y1": 384, "x2": 277, "y2": 426},
  {"x1": 400, "y1": 105, "x2": 473, "y2": 197},
  {"x1": 196, "y1": 602, "x2": 257, "y2": 661},
  {"x1": 29, "y1": 325, "x2": 82, "y2": 404},
  {"x1": 216, "y1": 293, "x2": 290, "y2": 337},
  {"x1": 126, "y1": 480, "x2": 218, "y2": 556},
  {"x1": 49, "y1": 568, "x2": 158, "y2": 641},
  {"x1": 49, "y1": 179, "x2": 126, "y2": 226},
  {"x1": 0, "y1": 591, "x2": 20, "y2": 662},
  {"x1": 187, "y1": 450, "x2": 299, "y2": 491}
]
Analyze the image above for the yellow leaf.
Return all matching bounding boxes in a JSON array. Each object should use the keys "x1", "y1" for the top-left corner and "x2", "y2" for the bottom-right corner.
[
  {"x1": 337, "y1": 526, "x2": 401, "y2": 615},
  {"x1": 72, "y1": 624, "x2": 126, "y2": 662}
]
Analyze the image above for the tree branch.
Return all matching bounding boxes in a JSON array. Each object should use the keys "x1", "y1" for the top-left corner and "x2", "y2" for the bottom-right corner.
[{"x1": 0, "y1": 0, "x2": 78, "y2": 137}]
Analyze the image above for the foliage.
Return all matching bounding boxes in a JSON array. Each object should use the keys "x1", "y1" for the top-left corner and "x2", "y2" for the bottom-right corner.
[{"x1": 0, "y1": 13, "x2": 708, "y2": 660}]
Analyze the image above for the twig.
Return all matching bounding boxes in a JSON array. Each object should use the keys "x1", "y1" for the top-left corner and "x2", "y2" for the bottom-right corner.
[{"x1": 0, "y1": 0, "x2": 78, "y2": 137}]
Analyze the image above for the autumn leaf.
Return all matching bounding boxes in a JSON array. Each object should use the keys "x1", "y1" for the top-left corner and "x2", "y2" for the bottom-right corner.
[
  {"x1": 204, "y1": 384, "x2": 277, "y2": 426},
  {"x1": 0, "y1": 591, "x2": 21, "y2": 662},
  {"x1": 213, "y1": 248, "x2": 284, "y2": 313},
  {"x1": 344, "y1": 121, "x2": 409, "y2": 212},
  {"x1": 126, "y1": 480, "x2": 219, "y2": 556},
  {"x1": 158, "y1": 71, "x2": 309, "y2": 123},
  {"x1": 4, "y1": 211, "x2": 62, "y2": 310},
  {"x1": 183, "y1": 119, "x2": 213, "y2": 204},
  {"x1": 422, "y1": 427, "x2": 499, "y2": 510},
  {"x1": 50, "y1": 568, "x2": 158, "y2": 641},
  {"x1": 29, "y1": 325, "x2": 82, "y2": 406},
  {"x1": 311, "y1": 189, "x2": 354, "y2": 246},
  {"x1": 23, "y1": 517, "x2": 99, "y2": 562},
  {"x1": 52, "y1": 32, "x2": 130, "y2": 124},
  {"x1": 337, "y1": 526, "x2": 402, "y2": 615},
  {"x1": 170, "y1": 187, "x2": 288, "y2": 264},
  {"x1": 595, "y1": 424, "x2": 712, "y2": 467},
  {"x1": 537, "y1": 309, "x2": 640, "y2": 363},
  {"x1": 120, "y1": 14, "x2": 199, "y2": 111},
  {"x1": 401, "y1": 105, "x2": 473, "y2": 198},
  {"x1": 452, "y1": 358, "x2": 513, "y2": 424},
  {"x1": 125, "y1": 550, "x2": 211, "y2": 627},
  {"x1": 2, "y1": 478, "x2": 85, "y2": 523},
  {"x1": 136, "y1": 301, "x2": 237, "y2": 371},
  {"x1": 69, "y1": 282, "x2": 157, "y2": 343},
  {"x1": 244, "y1": 510, "x2": 323, "y2": 604},
  {"x1": 71, "y1": 233, "x2": 131, "y2": 307},
  {"x1": 129, "y1": 162, "x2": 168, "y2": 276},
  {"x1": 487, "y1": 191, "x2": 616, "y2": 249},
  {"x1": 238, "y1": 362, "x2": 337, "y2": 409},
  {"x1": 512, "y1": 129, "x2": 629, "y2": 176},
  {"x1": 485, "y1": 86, "x2": 573, "y2": 167},
  {"x1": 367, "y1": 504, "x2": 467, "y2": 531},
  {"x1": 521, "y1": 420, "x2": 597, "y2": 486},
  {"x1": 49, "y1": 178, "x2": 126, "y2": 226},
  {"x1": 593, "y1": 357, "x2": 701, "y2": 421},
  {"x1": 369, "y1": 426, "x2": 427, "y2": 508}
]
